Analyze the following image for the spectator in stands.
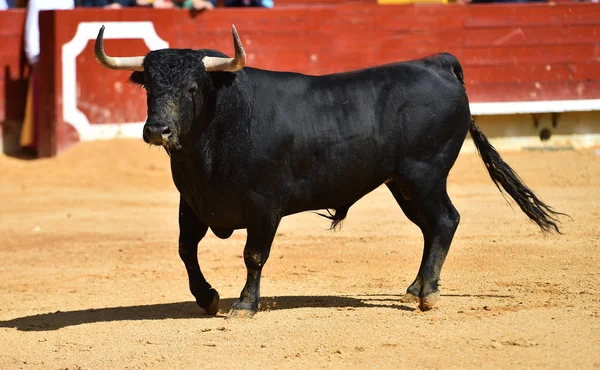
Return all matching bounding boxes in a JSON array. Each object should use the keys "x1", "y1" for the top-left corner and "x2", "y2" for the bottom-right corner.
[
  {"x1": 146, "y1": 0, "x2": 273, "y2": 9},
  {"x1": 457, "y1": 0, "x2": 546, "y2": 3},
  {"x1": 146, "y1": 0, "x2": 215, "y2": 9},
  {"x1": 221, "y1": 0, "x2": 274, "y2": 7},
  {"x1": 76, "y1": 0, "x2": 140, "y2": 7}
]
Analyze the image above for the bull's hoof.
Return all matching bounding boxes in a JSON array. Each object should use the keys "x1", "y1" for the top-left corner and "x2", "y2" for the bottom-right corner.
[
  {"x1": 401, "y1": 291, "x2": 440, "y2": 311},
  {"x1": 226, "y1": 300, "x2": 258, "y2": 319},
  {"x1": 418, "y1": 291, "x2": 440, "y2": 311},
  {"x1": 401, "y1": 278, "x2": 441, "y2": 311},
  {"x1": 196, "y1": 289, "x2": 220, "y2": 316},
  {"x1": 400, "y1": 292, "x2": 420, "y2": 304},
  {"x1": 226, "y1": 309, "x2": 256, "y2": 319}
]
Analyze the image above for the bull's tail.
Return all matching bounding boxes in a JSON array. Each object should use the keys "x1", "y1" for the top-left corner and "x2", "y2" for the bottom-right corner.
[
  {"x1": 315, "y1": 203, "x2": 352, "y2": 231},
  {"x1": 468, "y1": 119, "x2": 568, "y2": 233}
]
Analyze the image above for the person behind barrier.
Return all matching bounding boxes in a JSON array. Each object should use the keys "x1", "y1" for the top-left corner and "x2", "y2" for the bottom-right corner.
[
  {"x1": 457, "y1": 0, "x2": 546, "y2": 3},
  {"x1": 75, "y1": 0, "x2": 140, "y2": 7},
  {"x1": 0, "y1": 0, "x2": 20, "y2": 9},
  {"x1": 21, "y1": 0, "x2": 75, "y2": 150},
  {"x1": 25, "y1": 0, "x2": 75, "y2": 65},
  {"x1": 219, "y1": 0, "x2": 274, "y2": 7},
  {"x1": 145, "y1": 0, "x2": 215, "y2": 9},
  {"x1": 145, "y1": 0, "x2": 273, "y2": 9},
  {"x1": 0, "y1": 0, "x2": 28, "y2": 8}
]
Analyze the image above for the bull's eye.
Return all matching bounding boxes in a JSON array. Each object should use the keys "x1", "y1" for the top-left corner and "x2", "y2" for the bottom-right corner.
[{"x1": 188, "y1": 86, "x2": 197, "y2": 95}]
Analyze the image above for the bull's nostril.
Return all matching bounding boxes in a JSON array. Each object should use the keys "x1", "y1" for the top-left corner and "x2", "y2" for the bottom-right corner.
[
  {"x1": 160, "y1": 126, "x2": 171, "y2": 136},
  {"x1": 143, "y1": 124, "x2": 171, "y2": 144}
]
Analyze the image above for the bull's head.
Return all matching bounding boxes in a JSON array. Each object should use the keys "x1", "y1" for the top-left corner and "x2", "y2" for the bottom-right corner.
[{"x1": 94, "y1": 25, "x2": 246, "y2": 152}]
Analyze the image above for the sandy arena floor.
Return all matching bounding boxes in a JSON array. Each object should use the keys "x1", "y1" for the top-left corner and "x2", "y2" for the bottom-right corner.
[{"x1": 0, "y1": 139, "x2": 598, "y2": 369}]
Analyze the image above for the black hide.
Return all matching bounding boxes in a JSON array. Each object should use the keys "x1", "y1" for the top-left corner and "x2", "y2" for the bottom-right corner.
[{"x1": 125, "y1": 49, "x2": 564, "y2": 316}]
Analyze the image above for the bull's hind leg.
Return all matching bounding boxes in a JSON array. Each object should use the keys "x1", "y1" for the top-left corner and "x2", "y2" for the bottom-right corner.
[
  {"x1": 178, "y1": 197, "x2": 220, "y2": 315},
  {"x1": 387, "y1": 180, "x2": 460, "y2": 311}
]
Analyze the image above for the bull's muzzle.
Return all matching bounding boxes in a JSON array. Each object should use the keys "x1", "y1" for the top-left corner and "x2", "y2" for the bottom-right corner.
[{"x1": 143, "y1": 124, "x2": 172, "y2": 146}]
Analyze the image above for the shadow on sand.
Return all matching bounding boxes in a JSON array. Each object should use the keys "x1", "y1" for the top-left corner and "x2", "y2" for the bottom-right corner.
[
  {"x1": 0, "y1": 295, "x2": 416, "y2": 331},
  {"x1": 0, "y1": 292, "x2": 516, "y2": 331}
]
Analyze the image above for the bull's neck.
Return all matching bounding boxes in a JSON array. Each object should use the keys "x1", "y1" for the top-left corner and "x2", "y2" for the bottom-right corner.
[{"x1": 169, "y1": 73, "x2": 253, "y2": 184}]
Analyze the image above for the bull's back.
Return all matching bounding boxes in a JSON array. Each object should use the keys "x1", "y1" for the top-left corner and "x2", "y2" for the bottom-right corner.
[{"x1": 243, "y1": 54, "x2": 469, "y2": 213}]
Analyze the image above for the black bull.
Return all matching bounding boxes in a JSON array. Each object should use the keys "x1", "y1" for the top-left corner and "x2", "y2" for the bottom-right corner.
[{"x1": 95, "y1": 25, "x2": 565, "y2": 317}]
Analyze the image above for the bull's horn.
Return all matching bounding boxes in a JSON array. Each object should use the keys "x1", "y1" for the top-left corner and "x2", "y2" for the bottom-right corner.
[
  {"x1": 94, "y1": 25, "x2": 145, "y2": 71},
  {"x1": 202, "y1": 24, "x2": 246, "y2": 73}
]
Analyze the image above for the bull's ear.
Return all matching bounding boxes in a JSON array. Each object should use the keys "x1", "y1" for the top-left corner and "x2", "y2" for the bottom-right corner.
[{"x1": 128, "y1": 71, "x2": 145, "y2": 88}]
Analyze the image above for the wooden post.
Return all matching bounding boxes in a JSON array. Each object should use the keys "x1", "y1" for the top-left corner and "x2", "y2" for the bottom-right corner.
[{"x1": 37, "y1": 9, "x2": 58, "y2": 157}]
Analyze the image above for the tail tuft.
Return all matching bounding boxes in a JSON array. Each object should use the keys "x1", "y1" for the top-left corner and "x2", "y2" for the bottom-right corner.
[
  {"x1": 469, "y1": 119, "x2": 569, "y2": 233},
  {"x1": 314, "y1": 205, "x2": 351, "y2": 231}
]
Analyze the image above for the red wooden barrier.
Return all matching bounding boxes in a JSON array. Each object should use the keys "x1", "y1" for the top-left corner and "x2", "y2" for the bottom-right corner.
[
  {"x1": 3, "y1": 3, "x2": 599, "y2": 157},
  {"x1": 0, "y1": 9, "x2": 29, "y2": 151}
]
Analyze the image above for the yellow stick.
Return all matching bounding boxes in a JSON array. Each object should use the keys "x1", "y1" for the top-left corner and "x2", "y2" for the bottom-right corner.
[{"x1": 20, "y1": 75, "x2": 34, "y2": 148}]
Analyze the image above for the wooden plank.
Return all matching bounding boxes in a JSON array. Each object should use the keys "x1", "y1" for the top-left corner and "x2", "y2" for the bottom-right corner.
[
  {"x1": 0, "y1": 9, "x2": 26, "y2": 37},
  {"x1": 463, "y1": 45, "x2": 599, "y2": 66},
  {"x1": 463, "y1": 26, "x2": 600, "y2": 47},
  {"x1": 0, "y1": 36, "x2": 27, "y2": 53},
  {"x1": 464, "y1": 63, "x2": 600, "y2": 85},
  {"x1": 0, "y1": 10, "x2": 28, "y2": 123},
  {"x1": 175, "y1": 6, "x2": 466, "y2": 35},
  {"x1": 76, "y1": 40, "x2": 150, "y2": 124},
  {"x1": 464, "y1": 4, "x2": 600, "y2": 28},
  {"x1": 38, "y1": 11, "x2": 59, "y2": 158},
  {"x1": 466, "y1": 81, "x2": 600, "y2": 102},
  {"x1": 249, "y1": 25, "x2": 599, "y2": 51}
]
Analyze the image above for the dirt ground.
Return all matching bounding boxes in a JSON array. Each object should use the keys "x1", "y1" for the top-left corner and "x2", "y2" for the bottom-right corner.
[{"x1": 0, "y1": 139, "x2": 598, "y2": 369}]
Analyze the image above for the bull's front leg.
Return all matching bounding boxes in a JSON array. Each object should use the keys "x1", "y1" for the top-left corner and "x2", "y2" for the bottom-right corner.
[
  {"x1": 178, "y1": 197, "x2": 220, "y2": 315},
  {"x1": 228, "y1": 204, "x2": 282, "y2": 319}
]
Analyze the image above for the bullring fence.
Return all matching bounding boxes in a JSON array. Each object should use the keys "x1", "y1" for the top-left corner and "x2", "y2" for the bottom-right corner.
[{"x1": 0, "y1": 2, "x2": 599, "y2": 157}]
